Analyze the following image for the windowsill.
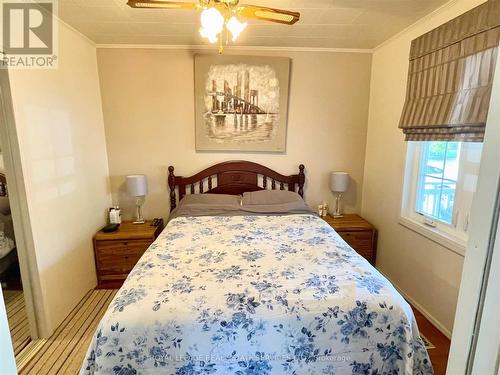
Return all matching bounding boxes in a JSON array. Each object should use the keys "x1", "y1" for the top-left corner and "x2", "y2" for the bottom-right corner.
[{"x1": 398, "y1": 216, "x2": 466, "y2": 257}]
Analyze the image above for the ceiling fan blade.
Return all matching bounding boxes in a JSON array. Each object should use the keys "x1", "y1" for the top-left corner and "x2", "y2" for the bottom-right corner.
[
  {"x1": 127, "y1": 0, "x2": 199, "y2": 10},
  {"x1": 237, "y1": 5, "x2": 300, "y2": 25}
]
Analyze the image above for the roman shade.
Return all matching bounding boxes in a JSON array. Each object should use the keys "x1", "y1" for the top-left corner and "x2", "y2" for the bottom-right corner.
[{"x1": 399, "y1": 0, "x2": 500, "y2": 142}]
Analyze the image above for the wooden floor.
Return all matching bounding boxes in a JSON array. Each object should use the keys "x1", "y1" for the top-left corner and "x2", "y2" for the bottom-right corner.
[
  {"x1": 19, "y1": 289, "x2": 116, "y2": 375},
  {"x1": 17, "y1": 289, "x2": 450, "y2": 374},
  {"x1": 413, "y1": 307, "x2": 451, "y2": 375},
  {"x1": 4, "y1": 289, "x2": 31, "y2": 356}
]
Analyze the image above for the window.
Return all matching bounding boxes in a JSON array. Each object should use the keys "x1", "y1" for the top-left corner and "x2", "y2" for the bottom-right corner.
[
  {"x1": 416, "y1": 142, "x2": 459, "y2": 224},
  {"x1": 401, "y1": 141, "x2": 483, "y2": 252}
]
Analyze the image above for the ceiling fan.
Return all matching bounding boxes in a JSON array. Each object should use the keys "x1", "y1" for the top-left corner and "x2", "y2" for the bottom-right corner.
[{"x1": 127, "y1": 0, "x2": 301, "y2": 53}]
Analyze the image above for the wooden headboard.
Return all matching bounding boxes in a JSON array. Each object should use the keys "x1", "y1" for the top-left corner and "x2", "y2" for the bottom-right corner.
[{"x1": 168, "y1": 161, "x2": 305, "y2": 212}]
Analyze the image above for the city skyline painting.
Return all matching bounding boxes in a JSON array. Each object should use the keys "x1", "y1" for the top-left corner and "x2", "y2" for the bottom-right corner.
[{"x1": 195, "y1": 55, "x2": 290, "y2": 152}]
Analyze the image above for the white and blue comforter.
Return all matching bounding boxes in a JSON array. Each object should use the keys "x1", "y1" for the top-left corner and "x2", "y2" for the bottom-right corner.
[{"x1": 81, "y1": 214, "x2": 433, "y2": 375}]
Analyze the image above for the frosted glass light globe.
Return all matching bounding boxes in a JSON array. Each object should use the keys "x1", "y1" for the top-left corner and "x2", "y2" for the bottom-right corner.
[
  {"x1": 226, "y1": 16, "x2": 247, "y2": 41},
  {"x1": 200, "y1": 7, "x2": 224, "y2": 43}
]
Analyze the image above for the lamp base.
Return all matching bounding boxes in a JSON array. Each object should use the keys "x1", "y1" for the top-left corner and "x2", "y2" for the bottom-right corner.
[
  {"x1": 331, "y1": 193, "x2": 344, "y2": 218},
  {"x1": 133, "y1": 200, "x2": 145, "y2": 224}
]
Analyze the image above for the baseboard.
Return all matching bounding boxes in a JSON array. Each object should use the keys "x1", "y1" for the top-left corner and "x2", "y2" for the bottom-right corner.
[{"x1": 382, "y1": 274, "x2": 453, "y2": 339}]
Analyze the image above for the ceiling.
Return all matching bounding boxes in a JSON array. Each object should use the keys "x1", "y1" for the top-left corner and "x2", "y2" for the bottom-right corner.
[{"x1": 58, "y1": 0, "x2": 450, "y2": 49}]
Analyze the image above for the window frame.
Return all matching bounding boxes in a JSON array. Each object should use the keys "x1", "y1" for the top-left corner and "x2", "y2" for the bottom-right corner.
[{"x1": 400, "y1": 142, "x2": 475, "y2": 256}]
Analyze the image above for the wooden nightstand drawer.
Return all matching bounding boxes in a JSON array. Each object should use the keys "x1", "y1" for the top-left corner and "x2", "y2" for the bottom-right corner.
[
  {"x1": 98, "y1": 273, "x2": 130, "y2": 286},
  {"x1": 323, "y1": 214, "x2": 377, "y2": 265},
  {"x1": 93, "y1": 221, "x2": 163, "y2": 289},
  {"x1": 96, "y1": 239, "x2": 152, "y2": 254},
  {"x1": 338, "y1": 230, "x2": 373, "y2": 251},
  {"x1": 96, "y1": 239, "x2": 152, "y2": 274}
]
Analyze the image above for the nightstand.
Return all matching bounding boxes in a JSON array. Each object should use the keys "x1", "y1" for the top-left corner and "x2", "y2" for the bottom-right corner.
[
  {"x1": 93, "y1": 220, "x2": 163, "y2": 288},
  {"x1": 323, "y1": 214, "x2": 377, "y2": 265}
]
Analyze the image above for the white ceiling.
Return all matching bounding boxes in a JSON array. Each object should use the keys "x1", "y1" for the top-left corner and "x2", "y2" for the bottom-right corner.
[{"x1": 58, "y1": 0, "x2": 450, "y2": 49}]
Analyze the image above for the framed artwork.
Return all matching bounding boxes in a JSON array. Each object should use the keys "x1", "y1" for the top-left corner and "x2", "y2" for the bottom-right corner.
[{"x1": 194, "y1": 54, "x2": 291, "y2": 152}]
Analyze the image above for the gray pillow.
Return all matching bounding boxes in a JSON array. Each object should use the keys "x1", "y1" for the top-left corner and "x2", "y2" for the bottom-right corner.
[
  {"x1": 242, "y1": 190, "x2": 303, "y2": 205},
  {"x1": 180, "y1": 193, "x2": 241, "y2": 205}
]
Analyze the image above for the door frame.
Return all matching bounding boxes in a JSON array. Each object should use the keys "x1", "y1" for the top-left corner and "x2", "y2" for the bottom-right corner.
[
  {"x1": 0, "y1": 68, "x2": 44, "y2": 340},
  {"x1": 446, "y1": 51, "x2": 500, "y2": 374}
]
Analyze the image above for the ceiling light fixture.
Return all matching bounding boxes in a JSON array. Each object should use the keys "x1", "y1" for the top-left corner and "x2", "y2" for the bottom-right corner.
[
  {"x1": 199, "y1": 7, "x2": 225, "y2": 44},
  {"x1": 127, "y1": 0, "x2": 300, "y2": 53},
  {"x1": 226, "y1": 16, "x2": 247, "y2": 42},
  {"x1": 197, "y1": 3, "x2": 249, "y2": 53}
]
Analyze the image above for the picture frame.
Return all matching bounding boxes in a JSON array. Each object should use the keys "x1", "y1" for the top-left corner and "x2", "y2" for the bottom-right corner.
[{"x1": 194, "y1": 54, "x2": 291, "y2": 152}]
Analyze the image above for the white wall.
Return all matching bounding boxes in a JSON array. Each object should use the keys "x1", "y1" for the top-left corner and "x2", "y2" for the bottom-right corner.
[
  {"x1": 8, "y1": 23, "x2": 111, "y2": 335},
  {"x1": 362, "y1": 0, "x2": 487, "y2": 336},
  {"x1": 96, "y1": 48, "x2": 372, "y2": 221}
]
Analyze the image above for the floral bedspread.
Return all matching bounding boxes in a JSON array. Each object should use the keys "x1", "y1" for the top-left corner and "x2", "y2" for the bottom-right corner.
[{"x1": 81, "y1": 214, "x2": 433, "y2": 375}]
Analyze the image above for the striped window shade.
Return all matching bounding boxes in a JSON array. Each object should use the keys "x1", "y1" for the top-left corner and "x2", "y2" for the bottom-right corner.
[{"x1": 399, "y1": 0, "x2": 500, "y2": 142}]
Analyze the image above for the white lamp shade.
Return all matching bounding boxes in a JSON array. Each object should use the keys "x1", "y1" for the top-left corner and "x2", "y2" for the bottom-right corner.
[
  {"x1": 330, "y1": 172, "x2": 350, "y2": 193},
  {"x1": 126, "y1": 175, "x2": 148, "y2": 197}
]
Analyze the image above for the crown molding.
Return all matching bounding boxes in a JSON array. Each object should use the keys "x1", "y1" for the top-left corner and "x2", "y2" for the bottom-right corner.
[{"x1": 96, "y1": 44, "x2": 373, "y2": 54}]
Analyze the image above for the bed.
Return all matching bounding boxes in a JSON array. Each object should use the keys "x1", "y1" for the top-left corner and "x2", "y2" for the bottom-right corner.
[{"x1": 81, "y1": 161, "x2": 433, "y2": 375}]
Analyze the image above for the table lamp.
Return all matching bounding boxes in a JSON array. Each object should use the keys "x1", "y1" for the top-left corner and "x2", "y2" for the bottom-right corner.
[
  {"x1": 126, "y1": 174, "x2": 148, "y2": 224},
  {"x1": 330, "y1": 172, "x2": 350, "y2": 218}
]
